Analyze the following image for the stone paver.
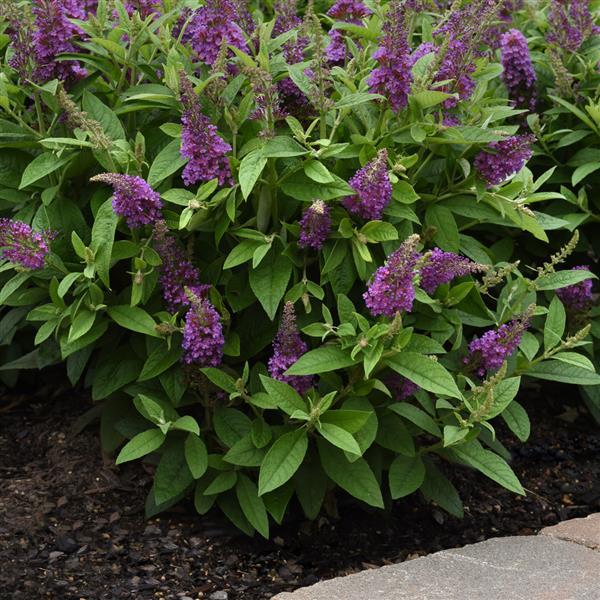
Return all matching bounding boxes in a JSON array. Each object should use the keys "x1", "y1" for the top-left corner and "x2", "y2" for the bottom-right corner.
[
  {"x1": 540, "y1": 513, "x2": 600, "y2": 550},
  {"x1": 272, "y1": 535, "x2": 600, "y2": 600}
]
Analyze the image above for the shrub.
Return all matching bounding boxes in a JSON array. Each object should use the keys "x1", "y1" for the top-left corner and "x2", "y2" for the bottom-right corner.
[{"x1": 0, "y1": 0, "x2": 598, "y2": 536}]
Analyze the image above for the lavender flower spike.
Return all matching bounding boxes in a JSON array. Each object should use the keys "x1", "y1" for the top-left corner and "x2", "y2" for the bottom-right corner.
[
  {"x1": 547, "y1": 0, "x2": 598, "y2": 53},
  {"x1": 182, "y1": 292, "x2": 225, "y2": 367},
  {"x1": 556, "y1": 266, "x2": 594, "y2": 312},
  {"x1": 0, "y1": 219, "x2": 53, "y2": 270},
  {"x1": 500, "y1": 29, "x2": 536, "y2": 112},
  {"x1": 419, "y1": 248, "x2": 485, "y2": 294},
  {"x1": 268, "y1": 302, "x2": 314, "y2": 395},
  {"x1": 474, "y1": 134, "x2": 534, "y2": 186},
  {"x1": 364, "y1": 234, "x2": 421, "y2": 317},
  {"x1": 343, "y1": 149, "x2": 392, "y2": 220},
  {"x1": 179, "y1": 75, "x2": 233, "y2": 188},
  {"x1": 299, "y1": 200, "x2": 332, "y2": 250},
  {"x1": 91, "y1": 173, "x2": 163, "y2": 229}
]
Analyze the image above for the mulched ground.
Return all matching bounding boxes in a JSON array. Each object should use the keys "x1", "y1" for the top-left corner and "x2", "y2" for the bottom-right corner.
[{"x1": 1, "y1": 382, "x2": 599, "y2": 600}]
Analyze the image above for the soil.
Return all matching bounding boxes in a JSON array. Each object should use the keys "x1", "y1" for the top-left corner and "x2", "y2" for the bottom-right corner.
[{"x1": 1, "y1": 382, "x2": 599, "y2": 600}]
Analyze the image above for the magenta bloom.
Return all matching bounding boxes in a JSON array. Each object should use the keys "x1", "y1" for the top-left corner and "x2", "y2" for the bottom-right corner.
[
  {"x1": 268, "y1": 302, "x2": 313, "y2": 395},
  {"x1": 31, "y1": 0, "x2": 87, "y2": 84},
  {"x1": 343, "y1": 149, "x2": 392, "y2": 221},
  {"x1": 386, "y1": 374, "x2": 419, "y2": 400},
  {"x1": 547, "y1": 0, "x2": 598, "y2": 52},
  {"x1": 500, "y1": 29, "x2": 536, "y2": 112},
  {"x1": 179, "y1": 76, "x2": 232, "y2": 188},
  {"x1": 368, "y1": 1, "x2": 412, "y2": 112},
  {"x1": 0, "y1": 219, "x2": 53, "y2": 270},
  {"x1": 474, "y1": 134, "x2": 534, "y2": 186},
  {"x1": 182, "y1": 295, "x2": 224, "y2": 367},
  {"x1": 466, "y1": 316, "x2": 530, "y2": 377},
  {"x1": 420, "y1": 249, "x2": 483, "y2": 294},
  {"x1": 91, "y1": 173, "x2": 162, "y2": 229},
  {"x1": 364, "y1": 236, "x2": 421, "y2": 318},
  {"x1": 556, "y1": 266, "x2": 594, "y2": 312},
  {"x1": 298, "y1": 200, "x2": 332, "y2": 250}
]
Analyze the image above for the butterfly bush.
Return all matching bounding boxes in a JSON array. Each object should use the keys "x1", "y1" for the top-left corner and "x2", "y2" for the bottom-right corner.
[{"x1": 0, "y1": 0, "x2": 598, "y2": 538}]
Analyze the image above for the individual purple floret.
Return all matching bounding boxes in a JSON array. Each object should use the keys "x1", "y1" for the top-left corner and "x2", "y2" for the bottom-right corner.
[
  {"x1": 343, "y1": 149, "x2": 392, "y2": 221},
  {"x1": 364, "y1": 235, "x2": 421, "y2": 318},
  {"x1": 0, "y1": 219, "x2": 53, "y2": 270},
  {"x1": 181, "y1": 293, "x2": 224, "y2": 367},
  {"x1": 368, "y1": 0, "x2": 413, "y2": 112},
  {"x1": 556, "y1": 266, "x2": 594, "y2": 312},
  {"x1": 31, "y1": 0, "x2": 87, "y2": 84},
  {"x1": 91, "y1": 173, "x2": 163, "y2": 229},
  {"x1": 500, "y1": 29, "x2": 536, "y2": 112},
  {"x1": 386, "y1": 373, "x2": 419, "y2": 400},
  {"x1": 184, "y1": 0, "x2": 247, "y2": 66},
  {"x1": 179, "y1": 75, "x2": 232, "y2": 187},
  {"x1": 153, "y1": 220, "x2": 210, "y2": 313},
  {"x1": 466, "y1": 315, "x2": 530, "y2": 377},
  {"x1": 298, "y1": 200, "x2": 332, "y2": 250},
  {"x1": 547, "y1": 0, "x2": 598, "y2": 52},
  {"x1": 474, "y1": 134, "x2": 534, "y2": 186},
  {"x1": 419, "y1": 248, "x2": 484, "y2": 294},
  {"x1": 326, "y1": 31, "x2": 346, "y2": 64},
  {"x1": 268, "y1": 302, "x2": 314, "y2": 395}
]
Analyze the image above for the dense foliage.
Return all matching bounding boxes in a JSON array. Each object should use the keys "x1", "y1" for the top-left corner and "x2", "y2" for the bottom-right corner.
[{"x1": 0, "y1": 0, "x2": 598, "y2": 537}]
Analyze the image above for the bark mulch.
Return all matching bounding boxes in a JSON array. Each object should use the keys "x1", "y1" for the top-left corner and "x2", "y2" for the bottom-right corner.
[{"x1": 1, "y1": 383, "x2": 599, "y2": 600}]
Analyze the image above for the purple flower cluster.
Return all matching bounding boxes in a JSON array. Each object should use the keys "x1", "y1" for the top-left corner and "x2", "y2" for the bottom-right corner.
[
  {"x1": 466, "y1": 315, "x2": 530, "y2": 377},
  {"x1": 298, "y1": 200, "x2": 332, "y2": 250},
  {"x1": 500, "y1": 29, "x2": 536, "y2": 112},
  {"x1": 474, "y1": 134, "x2": 534, "y2": 186},
  {"x1": 364, "y1": 235, "x2": 420, "y2": 317},
  {"x1": 386, "y1": 374, "x2": 419, "y2": 400},
  {"x1": 31, "y1": 0, "x2": 87, "y2": 84},
  {"x1": 179, "y1": 75, "x2": 232, "y2": 187},
  {"x1": 91, "y1": 173, "x2": 163, "y2": 229},
  {"x1": 556, "y1": 266, "x2": 594, "y2": 312},
  {"x1": 153, "y1": 220, "x2": 209, "y2": 313},
  {"x1": 368, "y1": 1, "x2": 413, "y2": 112},
  {"x1": 326, "y1": 0, "x2": 371, "y2": 64},
  {"x1": 547, "y1": 0, "x2": 598, "y2": 52},
  {"x1": 420, "y1": 249, "x2": 483, "y2": 294},
  {"x1": 124, "y1": 0, "x2": 161, "y2": 18},
  {"x1": 0, "y1": 219, "x2": 53, "y2": 270},
  {"x1": 343, "y1": 149, "x2": 392, "y2": 220},
  {"x1": 182, "y1": 294, "x2": 225, "y2": 367},
  {"x1": 268, "y1": 302, "x2": 313, "y2": 395},
  {"x1": 184, "y1": 0, "x2": 247, "y2": 66}
]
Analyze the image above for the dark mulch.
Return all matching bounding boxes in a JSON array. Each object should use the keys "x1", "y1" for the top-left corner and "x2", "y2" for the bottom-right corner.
[{"x1": 1, "y1": 383, "x2": 599, "y2": 600}]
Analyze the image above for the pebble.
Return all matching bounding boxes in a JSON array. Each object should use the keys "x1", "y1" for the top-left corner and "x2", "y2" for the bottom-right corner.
[{"x1": 209, "y1": 591, "x2": 228, "y2": 600}]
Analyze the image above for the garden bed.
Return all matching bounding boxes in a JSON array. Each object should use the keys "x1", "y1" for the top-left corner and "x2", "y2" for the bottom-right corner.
[{"x1": 1, "y1": 384, "x2": 599, "y2": 600}]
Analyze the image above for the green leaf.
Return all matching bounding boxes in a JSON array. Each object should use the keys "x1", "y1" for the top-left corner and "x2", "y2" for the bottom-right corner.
[
  {"x1": 425, "y1": 205, "x2": 459, "y2": 252},
  {"x1": 213, "y1": 407, "x2": 252, "y2": 447},
  {"x1": 154, "y1": 441, "x2": 193, "y2": 504},
  {"x1": 320, "y1": 409, "x2": 371, "y2": 433},
  {"x1": 376, "y1": 412, "x2": 415, "y2": 456},
  {"x1": 171, "y1": 416, "x2": 200, "y2": 435},
  {"x1": 412, "y1": 90, "x2": 456, "y2": 109},
  {"x1": 201, "y1": 367, "x2": 238, "y2": 393},
  {"x1": 280, "y1": 171, "x2": 353, "y2": 201},
  {"x1": 107, "y1": 305, "x2": 160, "y2": 337},
  {"x1": 334, "y1": 92, "x2": 382, "y2": 108},
  {"x1": 248, "y1": 251, "x2": 292, "y2": 320},
  {"x1": 526, "y1": 360, "x2": 600, "y2": 385},
  {"x1": 317, "y1": 439, "x2": 384, "y2": 508},
  {"x1": 115, "y1": 429, "x2": 165, "y2": 464},
  {"x1": 501, "y1": 400, "x2": 530, "y2": 442},
  {"x1": 389, "y1": 402, "x2": 442, "y2": 437},
  {"x1": 92, "y1": 356, "x2": 140, "y2": 400},
  {"x1": 303, "y1": 159, "x2": 334, "y2": 183},
  {"x1": 263, "y1": 482, "x2": 294, "y2": 525},
  {"x1": 552, "y1": 352, "x2": 595, "y2": 371},
  {"x1": 223, "y1": 239, "x2": 264, "y2": 269},
  {"x1": 139, "y1": 343, "x2": 182, "y2": 381},
  {"x1": 389, "y1": 455, "x2": 425, "y2": 499},
  {"x1": 544, "y1": 296, "x2": 566, "y2": 352},
  {"x1": 184, "y1": 434, "x2": 208, "y2": 479},
  {"x1": 236, "y1": 474, "x2": 269, "y2": 538},
  {"x1": 91, "y1": 198, "x2": 118, "y2": 288},
  {"x1": 294, "y1": 462, "x2": 328, "y2": 519},
  {"x1": 572, "y1": 163, "x2": 600, "y2": 186},
  {"x1": 536, "y1": 269, "x2": 596, "y2": 291},
  {"x1": 388, "y1": 352, "x2": 462, "y2": 399},
  {"x1": 420, "y1": 460, "x2": 463, "y2": 518},
  {"x1": 0, "y1": 272, "x2": 30, "y2": 305},
  {"x1": 485, "y1": 376, "x2": 521, "y2": 419},
  {"x1": 450, "y1": 442, "x2": 524, "y2": 495},
  {"x1": 205, "y1": 471, "x2": 238, "y2": 494},
  {"x1": 82, "y1": 91, "x2": 125, "y2": 140},
  {"x1": 259, "y1": 375, "x2": 308, "y2": 416},
  {"x1": 318, "y1": 423, "x2": 361, "y2": 455},
  {"x1": 285, "y1": 345, "x2": 358, "y2": 376},
  {"x1": 223, "y1": 434, "x2": 265, "y2": 467},
  {"x1": 19, "y1": 152, "x2": 71, "y2": 189},
  {"x1": 239, "y1": 149, "x2": 267, "y2": 199},
  {"x1": 148, "y1": 139, "x2": 187, "y2": 187},
  {"x1": 261, "y1": 136, "x2": 307, "y2": 158},
  {"x1": 360, "y1": 221, "x2": 399, "y2": 243},
  {"x1": 258, "y1": 429, "x2": 308, "y2": 495}
]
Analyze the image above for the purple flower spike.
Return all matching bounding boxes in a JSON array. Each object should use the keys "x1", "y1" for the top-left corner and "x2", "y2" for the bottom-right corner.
[
  {"x1": 420, "y1": 248, "x2": 483, "y2": 294},
  {"x1": 466, "y1": 315, "x2": 530, "y2": 377},
  {"x1": 368, "y1": 1, "x2": 412, "y2": 112},
  {"x1": 182, "y1": 294, "x2": 225, "y2": 367},
  {"x1": 343, "y1": 149, "x2": 392, "y2": 221},
  {"x1": 474, "y1": 134, "x2": 534, "y2": 186},
  {"x1": 547, "y1": 0, "x2": 598, "y2": 52},
  {"x1": 364, "y1": 235, "x2": 421, "y2": 318},
  {"x1": 299, "y1": 200, "x2": 332, "y2": 250},
  {"x1": 179, "y1": 75, "x2": 233, "y2": 188},
  {"x1": 91, "y1": 173, "x2": 162, "y2": 229},
  {"x1": 268, "y1": 302, "x2": 314, "y2": 395},
  {"x1": 500, "y1": 29, "x2": 536, "y2": 112},
  {"x1": 0, "y1": 219, "x2": 53, "y2": 270},
  {"x1": 556, "y1": 266, "x2": 594, "y2": 312}
]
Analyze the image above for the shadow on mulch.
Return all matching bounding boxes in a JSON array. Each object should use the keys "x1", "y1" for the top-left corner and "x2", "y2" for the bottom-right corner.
[{"x1": 0, "y1": 383, "x2": 599, "y2": 600}]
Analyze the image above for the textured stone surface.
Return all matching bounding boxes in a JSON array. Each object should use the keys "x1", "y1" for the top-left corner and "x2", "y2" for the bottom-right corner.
[
  {"x1": 540, "y1": 513, "x2": 600, "y2": 550},
  {"x1": 272, "y1": 536, "x2": 600, "y2": 600}
]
